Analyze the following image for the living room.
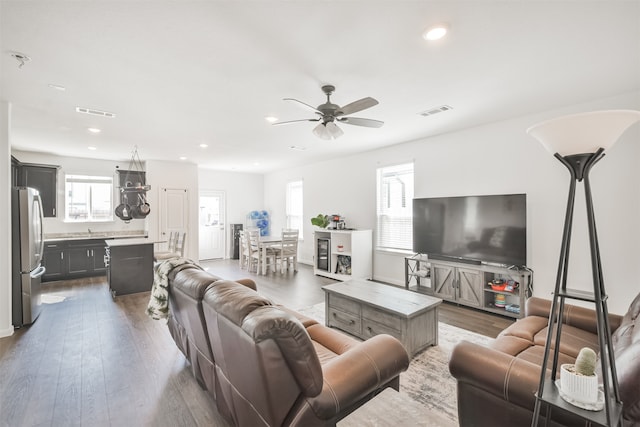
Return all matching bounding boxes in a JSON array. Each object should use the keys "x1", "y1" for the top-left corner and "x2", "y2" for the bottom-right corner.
[{"x1": 1, "y1": 1, "x2": 640, "y2": 426}]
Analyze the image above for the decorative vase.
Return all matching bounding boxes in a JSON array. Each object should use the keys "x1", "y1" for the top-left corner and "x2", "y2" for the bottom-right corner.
[{"x1": 560, "y1": 363, "x2": 599, "y2": 404}]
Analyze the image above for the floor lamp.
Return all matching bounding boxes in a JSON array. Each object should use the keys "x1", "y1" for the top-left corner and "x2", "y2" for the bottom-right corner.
[{"x1": 527, "y1": 109, "x2": 640, "y2": 426}]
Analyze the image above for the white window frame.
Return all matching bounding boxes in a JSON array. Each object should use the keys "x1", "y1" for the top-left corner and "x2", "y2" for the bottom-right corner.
[
  {"x1": 286, "y1": 179, "x2": 303, "y2": 239},
  {"x1": 376, "y1": 162, "x2": 414, "y2": 252},
  {"x1": 64, "y1": 174, "x2": 114, "y2": 222}
]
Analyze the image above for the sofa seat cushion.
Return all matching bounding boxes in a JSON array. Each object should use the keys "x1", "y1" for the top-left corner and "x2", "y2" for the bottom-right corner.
[
  {"x1": 498, "y1": 315, "x2": 548, "y2": 343},
  {"x1": 514, "y1": 344, "x2": 575, "y2": 368},
  {"x1": 499, "y1": 314, "x2": 599, "y2": 359},
  {"x1": 532, "y1": 324, "x2": 599, "y2": 358}
]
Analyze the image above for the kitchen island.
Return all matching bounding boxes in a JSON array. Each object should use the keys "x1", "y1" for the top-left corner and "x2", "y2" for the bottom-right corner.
[{"x1": 105, "y1": 238, "x2": 155, "y2": 297}]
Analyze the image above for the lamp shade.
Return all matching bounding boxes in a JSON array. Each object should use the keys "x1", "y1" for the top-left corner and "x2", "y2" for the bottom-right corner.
[{"x1": 527, "y1": 110, "x2": 640, "y2": 156}]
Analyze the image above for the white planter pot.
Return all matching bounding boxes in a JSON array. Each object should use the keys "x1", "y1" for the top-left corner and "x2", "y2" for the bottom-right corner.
[{"x1": 560, "y1": 364, "x2": 599, "y2": 404}]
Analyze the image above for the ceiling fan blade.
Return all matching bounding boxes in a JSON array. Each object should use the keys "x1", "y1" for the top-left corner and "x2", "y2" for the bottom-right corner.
[
  {"x1": 336, "y1": 97, "x2": 379, "y2": 116},
  {"x1": 272, "y1": 118, "x2": 320, "y2": 126},
  {"x1": 283, "y1": 98, "x2": 322, "y2": 114},
  {"x1": 338, "y1": 117, "x2": 384, "y2": 128}
]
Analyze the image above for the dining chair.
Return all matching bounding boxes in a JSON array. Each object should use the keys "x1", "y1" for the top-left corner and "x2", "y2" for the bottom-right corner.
[
  {"x1": 247, "y1": 229, "x2": 275, "y2": 274},
  {"x1": 238, "y1": 230, "x2": 249, "y2": 270},
  {"x1": 274, "y1": 229, "x2": 299, "y2": 273},
  {"x1": 154, "y1": 231, "x2": 186, "y2": 261},
  {"x1": 154, "y1": 231, "x2": 177, "y2": 261}
]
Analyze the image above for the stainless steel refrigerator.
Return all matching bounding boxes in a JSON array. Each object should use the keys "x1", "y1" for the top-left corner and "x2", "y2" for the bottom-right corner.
[{"x1": 11, "y1": 187, "x2": 46, "y2": 328}]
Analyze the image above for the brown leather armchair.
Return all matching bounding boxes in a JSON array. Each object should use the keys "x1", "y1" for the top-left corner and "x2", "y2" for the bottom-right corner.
[{"x1": 449, "y1": 293, "x2": 640, "y2": 426}]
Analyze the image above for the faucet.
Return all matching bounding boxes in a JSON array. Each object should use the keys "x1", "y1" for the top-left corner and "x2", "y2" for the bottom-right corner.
[{"x1": 88, "y1": 228, "x2": 92, "y2": 235}]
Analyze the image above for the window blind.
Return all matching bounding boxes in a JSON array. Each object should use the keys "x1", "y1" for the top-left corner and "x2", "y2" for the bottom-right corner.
[
  {"x1": 286, "y1": 180, "x2": 303, "y2": 236},
  {"x1": 376, "y1": 163, "x2": 414, "y2": 250}
]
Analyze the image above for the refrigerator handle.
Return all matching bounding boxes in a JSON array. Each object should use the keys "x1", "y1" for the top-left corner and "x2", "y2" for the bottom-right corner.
[
  {"x1": 31, "y1": 264, "x2": 46, "y2": 278},
  {"x1": 34, "y1": 193, "x2": 45, "y2": 264}
]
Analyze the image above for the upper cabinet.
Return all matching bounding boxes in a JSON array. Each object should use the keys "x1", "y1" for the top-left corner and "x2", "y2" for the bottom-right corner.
[{"x1": 12, "y1": 157, "x2": 60, "y2": 217}]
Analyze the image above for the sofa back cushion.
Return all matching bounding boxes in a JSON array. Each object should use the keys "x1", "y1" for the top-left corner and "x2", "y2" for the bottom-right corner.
[
  {"x1": 609, "y1": 292, "x2": 640, "y2": 422},
  {"x1": 203, "y1": 280, "x2": 323, "y2": 426}
]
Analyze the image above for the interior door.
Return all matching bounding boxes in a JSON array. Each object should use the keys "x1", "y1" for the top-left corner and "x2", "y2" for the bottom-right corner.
[
  {"x1": 159, "y1": 188, "x2": 189, "y2": 255},
  {"x1": 199, "y1": 191, "x2": 225, "y2": 260}
]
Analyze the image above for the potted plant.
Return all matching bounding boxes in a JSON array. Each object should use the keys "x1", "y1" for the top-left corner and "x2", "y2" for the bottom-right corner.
[
  {"x1": 560, "y1": 347, "x2": 599, "y2": 405},
  {"x1": 310, "y1": 214, "x2": 330, "y2": 228}
]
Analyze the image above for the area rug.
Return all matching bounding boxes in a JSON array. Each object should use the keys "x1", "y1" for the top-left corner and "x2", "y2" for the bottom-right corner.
[{"x1": 297, "y1": 302, "x2": 493, "y2": 424}]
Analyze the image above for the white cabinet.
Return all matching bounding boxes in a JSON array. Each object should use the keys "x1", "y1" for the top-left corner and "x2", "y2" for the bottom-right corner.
[{"x1": 313, "y1": 229, "x2": 372, "y2": 281}]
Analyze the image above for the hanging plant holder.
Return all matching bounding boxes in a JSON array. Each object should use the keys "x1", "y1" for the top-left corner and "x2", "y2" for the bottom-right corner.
[{"x1": 115, "y1": 146, "x2": 151, "y2": 221}]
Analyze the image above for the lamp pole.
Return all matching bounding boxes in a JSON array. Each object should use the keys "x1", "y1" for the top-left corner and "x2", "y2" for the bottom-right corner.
[{"x1": 528, "y1": 110, "x2": 640, "y2": 427}]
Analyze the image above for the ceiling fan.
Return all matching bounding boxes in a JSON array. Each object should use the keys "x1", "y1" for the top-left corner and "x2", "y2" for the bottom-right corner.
[{"x1": 273, "y1": 84, "x2": 383, "y2": 140}]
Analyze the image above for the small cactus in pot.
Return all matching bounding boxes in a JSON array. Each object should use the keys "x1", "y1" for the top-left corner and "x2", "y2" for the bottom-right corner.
[
  {"x1": 575, "y1": 347, "x2": 597, "y2": 376},
  {"x1": 560, "y1": 347, "x2": 599, "y2": 405}
]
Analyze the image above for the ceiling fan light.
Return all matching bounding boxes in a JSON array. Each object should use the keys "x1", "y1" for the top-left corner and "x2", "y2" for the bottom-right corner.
[
  {"x1": 326, "y1": 122, "x2": 344, "y2": 139},
  {"x1": 313, "y1": 123, "x2": 331, "y2": 140}
]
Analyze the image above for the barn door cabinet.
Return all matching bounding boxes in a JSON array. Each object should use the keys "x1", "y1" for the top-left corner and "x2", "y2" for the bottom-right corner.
[{"x1": 409, "y1": 257, "x2": 532, "y2": 319}]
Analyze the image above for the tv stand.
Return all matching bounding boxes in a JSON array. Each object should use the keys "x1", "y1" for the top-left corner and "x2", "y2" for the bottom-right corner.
[{"x1": 405, "y1": 254, "x2": 532, "y2": 319}]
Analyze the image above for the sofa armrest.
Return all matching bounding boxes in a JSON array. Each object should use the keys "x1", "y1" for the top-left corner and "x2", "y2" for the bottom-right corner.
[
  {"x1": 308, "y1": 334, "x2": 410, "y2": 419},
  {"x1": 525, "y1": 297, "x2": 623, "y2": 334},
  {"x1": 449, "y1": 340, "x2": 542, "y2": 410},
  {"x1": 234, "y1": 278, "x2": 257, "y2": 291}
]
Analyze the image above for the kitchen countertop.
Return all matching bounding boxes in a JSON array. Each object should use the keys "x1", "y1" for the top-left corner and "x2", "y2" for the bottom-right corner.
[
  {"x1": 105, "y1": 237, "x2": 159, "y2": 247},
  {"x1": 44, "y1": 230, "x2": 148, "y2": 242}
]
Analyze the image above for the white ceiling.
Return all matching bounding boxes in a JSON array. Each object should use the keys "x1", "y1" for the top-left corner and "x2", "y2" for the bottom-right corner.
[{"x1": 2, "y1": 1, "x2": 639, "y2": 173}]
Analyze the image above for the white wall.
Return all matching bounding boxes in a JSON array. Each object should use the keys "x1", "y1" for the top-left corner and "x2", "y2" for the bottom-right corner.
[
  {"x1": 145, "y1": 160, "x2": 199, "y2": 259},
  {"x1": 264, "y1": 91, "x2": 640, "y2": 315},
  {"x1": 198, "y1": 168, "x2": 264, "y2": 257},
  {"x1": 1, "y1": 102, "x2": 13, "y2": 337}
]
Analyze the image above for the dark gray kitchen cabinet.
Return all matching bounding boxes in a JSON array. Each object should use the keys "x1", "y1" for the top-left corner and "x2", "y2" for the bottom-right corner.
[
  {"x1": 105, "y1": 240, "x2": 153, "y2": 297},
  {"x1": 19, "y1": 164, "x2": 59, "y2": 217},
  {"x1": 42, "y1": 242, "x2": 65, "y2": 281},
  {"x1": 42, "y1": 239, "x2": 107, "y2": 282}
]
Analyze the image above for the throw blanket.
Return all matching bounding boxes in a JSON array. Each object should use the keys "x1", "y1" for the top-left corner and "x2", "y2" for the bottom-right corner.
[{"x1": 146, "y1": 257, "x2": 202, "y2": 320}]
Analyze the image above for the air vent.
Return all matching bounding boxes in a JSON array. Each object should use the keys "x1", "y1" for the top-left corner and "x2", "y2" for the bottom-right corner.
[
  {"x1": 418, "y1": 105, "x2": 453, "y2": 117},
  {"x1": 75, "y1": 107, "x2": 116, "y2": 118}
]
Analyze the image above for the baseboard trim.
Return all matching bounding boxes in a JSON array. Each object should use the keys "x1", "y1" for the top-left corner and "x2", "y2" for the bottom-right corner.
[{"x1": 0, "y1": 324, "x2": 14, "y2": 338}]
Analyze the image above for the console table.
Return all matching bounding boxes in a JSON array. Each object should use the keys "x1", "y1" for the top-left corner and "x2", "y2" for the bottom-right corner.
[{"x1": 322, "y1": 279, "x2": 442, "y2": 357}]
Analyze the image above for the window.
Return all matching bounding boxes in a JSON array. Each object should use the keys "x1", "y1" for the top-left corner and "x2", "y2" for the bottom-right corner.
[
  {"x1": 376, "y1": 163, "x2": 414, "y2": 251},
  {"x1": 286, "y1": 180, "x2": 303, "y2": 236},
  {"x1": 65, "y1": 174, "x2": 113, "y2": 222}
]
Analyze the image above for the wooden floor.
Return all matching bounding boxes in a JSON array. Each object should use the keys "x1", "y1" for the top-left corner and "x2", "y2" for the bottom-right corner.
[{"x1": 0, "y1": 259, "x2": 514, "y2": 426}]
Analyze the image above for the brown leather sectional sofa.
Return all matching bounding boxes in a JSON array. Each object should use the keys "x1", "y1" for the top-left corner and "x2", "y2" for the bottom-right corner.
[
  {"x1": 449, "y1": 293, "x2": 640, "y2": 426},
  {"x1": 165, "y1": 264, "x2": 410, "y2": 426}
]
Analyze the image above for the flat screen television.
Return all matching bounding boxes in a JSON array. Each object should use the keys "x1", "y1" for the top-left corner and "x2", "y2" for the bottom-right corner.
[{"x1": 412, "y1": 194, "x2": 527, "y2": 266}]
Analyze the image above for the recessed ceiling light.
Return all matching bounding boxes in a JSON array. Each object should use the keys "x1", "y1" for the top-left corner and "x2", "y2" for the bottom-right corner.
[
  {"x1": 48, "y1": 84, "x2": 66, "y2": 91},
  {"x1": 253, "y1": 162, "x2": 260, "y2": 166},
  {"x1": 87, "y1": 127, "x2": 101, "y2": 134},
  {"x1": 265, "y1": 116, "x2": 278, "y2": 123},
  {"x1": 423, "y1": 23, "x2": 449, "y2": 41},
  {"x1": 179, "y1": 156, "x2": 187, "y2": 160},
  {"x1": 199, "y1": 143, "x2": 208, "y2": 148},
  {"x1": 88, "y1": 146, "x2": 97, "y2": 151}
]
